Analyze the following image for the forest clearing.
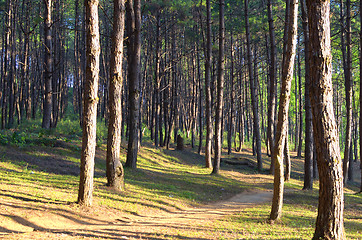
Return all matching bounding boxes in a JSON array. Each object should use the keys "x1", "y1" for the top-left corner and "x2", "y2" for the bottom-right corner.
[{"x1": 0, "y1": 126, "x2": 361, "y2": 239}]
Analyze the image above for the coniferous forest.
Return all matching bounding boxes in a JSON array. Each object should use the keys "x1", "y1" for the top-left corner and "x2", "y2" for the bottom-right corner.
[{"x1": 0, "y1": 0, "x2": 361, "y2": 239}]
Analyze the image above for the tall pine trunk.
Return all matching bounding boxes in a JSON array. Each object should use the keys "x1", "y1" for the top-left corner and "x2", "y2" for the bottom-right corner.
[
  {"x1": 78, "y1": 0, "x2": 100, "y2": 206},
  {"x1": 125, "y1": 0, "x2": 141, "y2": 168},
  {"x1": 204, "y1": 0, "x2": 213, "y2": 168},
  {"x1": 42, "y1": 0, "x2": 53, "y2": 129},
  {"x1": 301, "y1": 0, "x2": 313, "y2": 190},
  {"x1": 212, "y1": 0, "x2": 224, "y2": 175},
  {"x1": 269, "y1": 0, "x2": 298, "y2": 221},
  {"x1": 245, "y1": 0, "x2": 262, "y2": 172},
  {"x1": 106, "y1": 0, "x2": 125, "y2": 190},
  {"x1": 306, "y1": 0, "x2": 345, "y2": 238},
  {"x1": 267, "y1": 0, "x2": 277, "y2": 168},
  {"x1": 340, "y1": 0, "x2": 352, "y2": 184}
]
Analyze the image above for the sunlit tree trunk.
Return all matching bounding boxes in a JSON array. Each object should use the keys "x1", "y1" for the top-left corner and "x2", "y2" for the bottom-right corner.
[
  {"x1": 78, "y1": 0, "x2": 100, "y2": 206},
  {"x1": 269, "y1": 0, "x2": 298, "y2": 221},
  {"x1": 306, "y1": 0, "x2": 346, "y2": 238},
  {"x1": 106, "y1": 0, "x2": 125, "y2": 190},
  {"x1": 42, "y1": 0, "x2": 53, "y2": 129}
]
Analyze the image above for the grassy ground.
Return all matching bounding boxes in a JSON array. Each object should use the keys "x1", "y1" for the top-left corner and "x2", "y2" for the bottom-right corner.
[{"x1": 0, "y1": 121, "x2": 361, "y2": 239}]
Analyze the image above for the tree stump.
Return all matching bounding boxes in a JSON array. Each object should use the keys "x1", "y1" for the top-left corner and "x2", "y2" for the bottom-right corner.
[{"x1": 176, "y1": 134, "x2": 184, "y2": 150}]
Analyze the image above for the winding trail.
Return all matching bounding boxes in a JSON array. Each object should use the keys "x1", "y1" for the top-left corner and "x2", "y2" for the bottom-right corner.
[{"x1": 1, "y1": 190, "x2": 273, "y2": 240}]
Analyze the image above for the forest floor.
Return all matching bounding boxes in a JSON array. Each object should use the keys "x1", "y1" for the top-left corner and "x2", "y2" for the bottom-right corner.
[{"x1": 0, "y1": 136, "x2": 361, "y2": 239}]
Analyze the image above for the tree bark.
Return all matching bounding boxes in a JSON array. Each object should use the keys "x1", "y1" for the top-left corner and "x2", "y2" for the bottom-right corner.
[
  {"x1": 78, "y1": 0, "x2": 100, "y2": 207},
  {"x1": 301, "y1": 0, "x2": 313, "y2": 190},
  {"x1": 125, "y1": 0, "x2": 141, "y2": 169},
  {"x1": 204, "y1": 0, "x2": 213, "y2": 168},
  {"x1": 267, "y1": 0, "x2": 278, "y2": 171},
  {"x1": 341, "y1": 0, "x2": 352, "y2": 185},
  {"x1": 306, "y1": 0, "x2": 346, "y2": 238},
  {"x1": 106, "y1": 0, "x2": 125, "y2": 190},
  {"x1": 154, "y1": 11, "x2": 161, "y2": 148},
  {"x1": 245, "y1": 0, "x2": 262, "y2": 172},
  {"x1": 212, "y1": 0, "x2": 224, "y2": 175},
  {"x1": 269, "y1": 0, "x2": 298, "y2": 221},
  {"x1": 42, "y1": 0, "x2": 53, "y2": 129},
  {"x1": 227, "y1": 33, "x2": 234, "y2": 155}
]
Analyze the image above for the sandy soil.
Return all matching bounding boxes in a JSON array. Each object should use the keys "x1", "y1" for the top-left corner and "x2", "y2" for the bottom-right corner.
[{"x1": 0, "y1": 190, "x2": 272, "y2": 240}]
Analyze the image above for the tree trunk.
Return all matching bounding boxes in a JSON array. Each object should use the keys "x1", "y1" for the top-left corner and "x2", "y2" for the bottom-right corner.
[
  {"x1": 2, "y1": 0, "x2": 12, "y2": 129},
  {"x1": 154, "y1": 11, "x2": 161, "y2": 148},
  {"x1": 269, "y1": 0, "x2": 298, "y2": 221},
  {"x1": 267, "y1": 0, "x2": 277, "y2": 172},
  {"x1": 342, "y1": 0, "x2": 352, "y2": 185},
  {"x1": 284, "y1": 128, "x2": 291, "y2": 181},
  {"x1": 197, "y1": 48, "x2": 203, "y2": 155},
  {"x1": 212, "y1": 0, "x2": 224, "y2": 175},
  {"x1": 78, "y1": 0, "x2": 100, "y2": 207},
  {"x1": 306, "y1": 0, "x2": 346, "y2": 238},
  {"x1": 204, "y1": 0, "x2": 213, "y2": 168},
  {"x1": 106, "y1": 0, "x2": 125, "y2": 190},
  {"x1": 125, "y1": 0, "x2": 141, "y2": 169},
  {"x1": 227, "y1": 33, "x2": 234, "y2": 155},
  {"x1": 301, "y1": 0, "x2": 313, "y2": 190},
  {"x1": 42, "y1": 0, "x2": 53, "y2": 129},
  {"x1": 297, "y1": 41, "x2": 303, "y2": 158},
  {"x1": 245, "y1": 0, "x2": 262, "y2": 172}
]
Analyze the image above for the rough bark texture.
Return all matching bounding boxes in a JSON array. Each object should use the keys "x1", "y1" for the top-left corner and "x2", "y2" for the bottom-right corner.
[
  {"x1": 301, "y1": 0, "x2": 313, "y2": 190},
  {"x1": 269, "y1": 0, "x2": 298, "y2": 221},
  {"x1": 204, "y1": 0, "x2": 213, "y2": 169},
  {"x1": 78, "y1": 0, "x2": 100, "y2": 207},
  {"x1": 245, "y1": 0, "x2": 262, "y2": 172},
  {"x1": 306, "y1": 1, "x2": 346, "y2": 239},
  {"x1": 106, "y1": 0, "x2": 125, "y2": 190},
  {"x1": 212, "y1": 0, "x2": 224, "y2": 175},
  {"x1": 125, "y1": 0, "x2": 141, "y2": 169},
  {"x1": 42, "y1": 0, "x2": 53, "y2": 129}
]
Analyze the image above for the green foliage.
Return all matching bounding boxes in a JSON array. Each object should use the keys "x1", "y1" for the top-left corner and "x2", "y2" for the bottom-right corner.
[{"x1": 57, "y1": 119, "x2": 82, "y2": 137}]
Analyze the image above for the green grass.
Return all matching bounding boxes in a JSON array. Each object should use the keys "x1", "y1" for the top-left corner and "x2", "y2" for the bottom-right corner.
[{"x1": 0, "y1": 119, "x2": 361, "y2": 239}]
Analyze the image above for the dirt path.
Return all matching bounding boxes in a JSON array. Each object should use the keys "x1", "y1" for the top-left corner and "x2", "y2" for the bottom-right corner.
[{"x1": 0, "y1": 190, "x2": 272, "y2": 240}]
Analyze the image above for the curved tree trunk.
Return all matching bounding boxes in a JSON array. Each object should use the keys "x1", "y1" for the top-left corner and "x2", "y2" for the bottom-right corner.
[
  {"x1": 269, "y1": 0, "x2": 298, "y2": 221},
  {"x1": 106, "y1": 0, "x2": 125, "y2": 190},
  {"x1": 306, "y1": 0, "x2": 346, "y2": 239},
  {"x1": 78, "y1": 0, "x2": 100, "y2": 207}
]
